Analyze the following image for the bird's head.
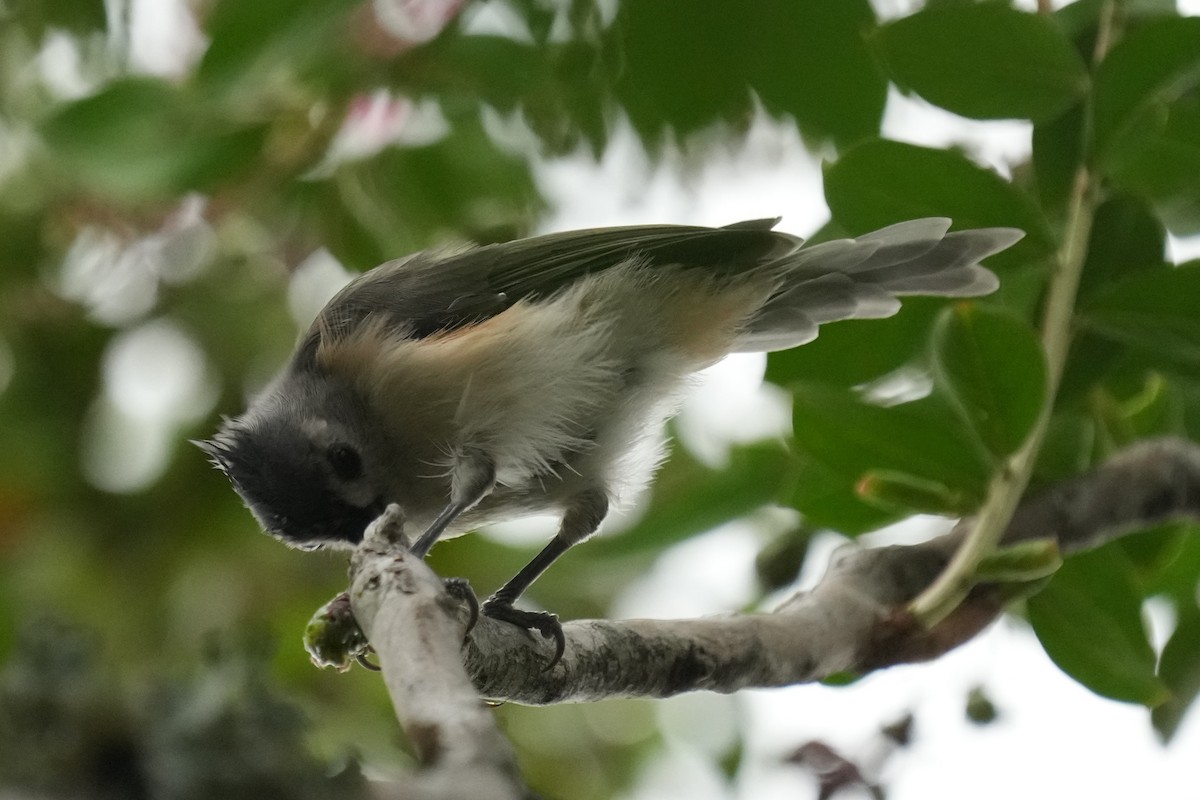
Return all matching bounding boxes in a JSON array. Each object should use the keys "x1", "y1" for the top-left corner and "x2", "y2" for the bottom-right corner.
[{"x1": 197, "y1": 373, "x2": 388, "y2": 549}]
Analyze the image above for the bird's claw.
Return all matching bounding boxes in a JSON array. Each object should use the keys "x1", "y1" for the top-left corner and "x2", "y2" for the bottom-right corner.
[
  {"x1": 481, "y1": 598, "x2": 565, "y2": 670},
  {"x1": 442, "y1": 577, "x2": 480, "y2": 639},
  {"x1": 355, "y1": 650, "x2": 382, "y2": 671}
]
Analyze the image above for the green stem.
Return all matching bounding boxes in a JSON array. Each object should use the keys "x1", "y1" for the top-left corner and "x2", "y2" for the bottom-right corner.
[
  {"x1": 909, "y1": 3, "x2": 1115, "y2": 627},
  {"x1": 910, "y1": 168, "x2": 1097, "y2": 626}
]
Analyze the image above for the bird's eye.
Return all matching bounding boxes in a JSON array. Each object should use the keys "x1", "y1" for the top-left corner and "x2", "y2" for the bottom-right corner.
[{"x1": 326, "y1": 443, "x2": 363, "y2": 481}]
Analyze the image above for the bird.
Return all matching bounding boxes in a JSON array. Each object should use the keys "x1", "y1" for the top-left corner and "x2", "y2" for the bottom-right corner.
[{"x1": 200, "y1": 217, "x2": 1022, "y2": 664}]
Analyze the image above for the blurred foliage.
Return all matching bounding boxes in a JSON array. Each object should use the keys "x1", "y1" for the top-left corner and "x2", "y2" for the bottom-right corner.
[
  {"x1": 0, "y1": 0, "x2": 1199, "y2": 797},
  {"x1": 0, "y1": 621, "x2": 372, "y2": 800}
]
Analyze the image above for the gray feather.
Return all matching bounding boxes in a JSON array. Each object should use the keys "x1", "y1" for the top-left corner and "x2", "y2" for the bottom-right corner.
[{"x1": 736, "y1": 222, "x2": 1022, "y2": 352}]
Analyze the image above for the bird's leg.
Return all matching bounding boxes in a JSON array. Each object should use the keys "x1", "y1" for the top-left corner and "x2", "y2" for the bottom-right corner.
[
  {"x1": 483, "y1": 489, "x2": 609, "y2": 668},
  {"x1": 410, "y1": 449, "x2": 495, "y2": 558}
]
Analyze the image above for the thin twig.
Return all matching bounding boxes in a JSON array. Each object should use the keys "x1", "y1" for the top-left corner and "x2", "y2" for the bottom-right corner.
[{"x1": 908, "y1": 1, "x2": 1115, "y2": 626}]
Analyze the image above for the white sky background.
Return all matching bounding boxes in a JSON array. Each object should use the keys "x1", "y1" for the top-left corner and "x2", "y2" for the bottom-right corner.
[{"x1": 71, "y1": 1, "x2": 1200, "y2": 798}]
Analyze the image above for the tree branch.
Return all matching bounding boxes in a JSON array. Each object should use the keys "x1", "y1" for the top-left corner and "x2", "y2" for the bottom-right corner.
[
  {"x1": 346, "y1": 507, "x2": 532, "y2": 800},
  {"x1": 457, "y1": 437, "x2": 1200, "y2": 704}
]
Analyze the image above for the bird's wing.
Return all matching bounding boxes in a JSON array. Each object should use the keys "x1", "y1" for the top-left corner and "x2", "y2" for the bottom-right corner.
[
  {"x1": 313, "y1": 220, "x2": 803, "y2": 342},
  {"x1": 481, "y1": 218, "x2": 798, "y2": 299}
]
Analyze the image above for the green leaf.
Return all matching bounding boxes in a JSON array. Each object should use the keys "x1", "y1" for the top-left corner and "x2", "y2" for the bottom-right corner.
[
  {"x1": 415, "y1": 36, "x2": 542, "y2": 111},
  {"x1": 789, "y1": 455, "x2": 898, "y2": 535},
  {"x1": 741, "y1": 0, "x2": 886, "y2": 146},
  {"x1": 1133, "y1": 522, "x2": 1200, "y2": 600},
  {"x1": 614, "y1": 0, "x2": 884, "y2": 147},
  {"x1": 1081, "y1": 262, "x2": 1200, "y2": 369},
  {"x1": 7, "y1": 0, "x2": 106, "y2": 39},
  {"x1": 965, "y1": 686, "x2": 999, "y2": 725},
  {"x1": 1032, "y1": 102, "x2": 1085, "y2": 215},
  {"x1": 1118, "y1": 521, "x2": 1194, "y2": 590},
  {"x1": 931, "y1": 303, "x2": 1048, "y2": 457},
  {"x1": 766, "y1": 297, "x2": 946, "y2": 388},
  {"x1": 1093, "y1": 16, "x2": 1200, "y2": 163},
  {"x1": 1122, "y1": 374, "x2": 1187, "y2": 439},
  {"x1": 197, "y1": 0, "x2": 359, "y2": 93},
  {"x1": 1031, "y1": 412, "x2": 1096, "y2": 484},
  {"x1": 1153, "y1": 599, "x2": 1200, "y2": 742},
  {"x1": 1027, "y1": 546, "x2": 1167, "y2": 706},
  {"x1": 856, "y1": 469, "x2": 973, "y2": 516},
  {"x1": 791, "y1": 382, "x2": 992, "y2": 498},
  {"x1": 1076, "y1": 194, "x2": 1168, "y2": 301},
  {"x1": 0, "y1": 208, "x2": 46, "y2": 283},
  {"x1": 1185, "y1": 379, "x2": 1200, "y2": 441},
  {"x1": 613, "y1": 2, "x2": 749, "y2": 140},
  {"x1": 1056, "y1": 329, "x2": 1135, "y2": 408},
  {"x1": 1056, "y1": 0, "x2": 1178, "y2": 52},
  {"x1": 824, "y1": 139, "x2": 1055, "y2": 256},
  {"x1": 876, "y1": 3, "x2": 1088, "y2": 122},
  {"x1": 1109, "y1": 98, "x2": 1200, "y2": 234},
  {"x1": 755, "y1": 526, "x2": 814, "y2": 593},
  {"x1": 1092, "y1": 17, "x2": 1200, "y2": 233},
  {"x1": 40, "y1": 78, "x2": 264, "y2": 201}
]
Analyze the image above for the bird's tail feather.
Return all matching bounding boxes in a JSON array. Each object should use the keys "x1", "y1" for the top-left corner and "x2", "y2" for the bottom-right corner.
[{"x1": 734, "y1": 218, "x2": 1023, "y2": 353}]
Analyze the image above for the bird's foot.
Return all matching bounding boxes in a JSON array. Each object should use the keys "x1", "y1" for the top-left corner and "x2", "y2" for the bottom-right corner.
[
  {"x1": 481, "y1": 597, "x2": 565, "y2": 670},
  {"x1": 442, "y1": 577, "x2": 480, "y2": 639}
]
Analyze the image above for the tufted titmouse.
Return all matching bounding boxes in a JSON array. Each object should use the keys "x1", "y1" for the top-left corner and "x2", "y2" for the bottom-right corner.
[{"x1": 200, "y1": 217, "x2": 1022, "y2": 660}]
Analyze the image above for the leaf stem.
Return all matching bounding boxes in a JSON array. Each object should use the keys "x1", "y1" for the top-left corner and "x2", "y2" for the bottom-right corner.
[{"x1": 909, "y1": 3, "x2": 1114, "y2": 627}]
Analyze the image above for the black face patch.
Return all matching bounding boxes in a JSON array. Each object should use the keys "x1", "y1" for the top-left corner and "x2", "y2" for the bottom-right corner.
[{"x1": 199, "y1": 421, "x2": 382, "y2": 548}]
